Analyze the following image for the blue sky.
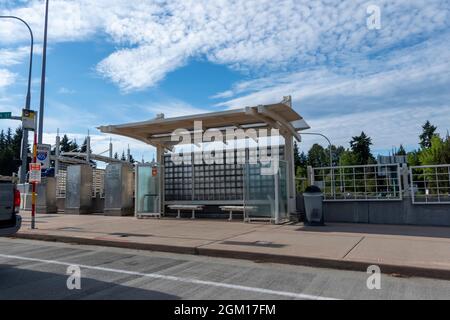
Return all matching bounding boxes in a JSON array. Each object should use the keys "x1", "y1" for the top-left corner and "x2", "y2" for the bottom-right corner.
[{"x1": 0, "y1": 0, "x2": 449, "y2": 162}]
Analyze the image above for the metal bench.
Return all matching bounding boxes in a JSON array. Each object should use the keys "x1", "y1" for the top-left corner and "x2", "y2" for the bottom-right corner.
[
  {"x1": 168, "y1": 205, "x2": 204, "y2": 219},
  {"x1": 219, "y1": 206, "x2": 255, "y2": 221}
]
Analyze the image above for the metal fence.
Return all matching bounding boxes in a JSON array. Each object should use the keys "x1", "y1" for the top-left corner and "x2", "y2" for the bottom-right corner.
[
  {"x1": 56, "y1": 170, "x2": 67, "y2": 198},
  {"x1": 410, "y1": 164, "x2": 450, "y2": 204},
  {"x1": 92, "y1": 169, "x2": 105, "y2": 198},
  {"x1": 311, "y1": 164, "x2": 402, "y2": 201},
  {"x1": 55, "y1": 168, "x2": 105, "y2": 199}
]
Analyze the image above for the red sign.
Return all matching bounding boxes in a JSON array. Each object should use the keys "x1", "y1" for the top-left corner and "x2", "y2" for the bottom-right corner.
[
  {"x1": 152, "y1": 167, "x2": 158, "y2": 177},
  {"x1": 29, "y1": 163, "x2": 42, "y2": 183}
]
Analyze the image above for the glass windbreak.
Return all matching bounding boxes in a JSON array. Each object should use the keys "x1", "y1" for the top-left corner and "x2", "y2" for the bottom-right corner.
[
  {"x1": 136, "y1": 164, "x2": 161, "y2": 214},
  {"x1": 243, "y1": 162, "x2": 276, "y2": 221},
  {"x1": 243, "y1": 160, "x2": 288, "y2": 223},
  {"x1": 277, "y1": 160, "x2": 288, "y2": 222}
]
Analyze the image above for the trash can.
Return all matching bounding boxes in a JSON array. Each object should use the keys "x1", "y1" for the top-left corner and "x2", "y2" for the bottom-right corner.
[{"x1": 303, "y1": 185, "x2": 324, "y2": 226}]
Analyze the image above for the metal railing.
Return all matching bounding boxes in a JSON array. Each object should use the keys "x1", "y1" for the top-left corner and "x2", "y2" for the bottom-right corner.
[
  {"x1": 92, "y1": 168, "x2": 105, "y2": 198},
  {"x1": 311, "y1": 164, "x2": 402, "y2": 201},
  {"x1": 56, "y1": 170, "x2": 67, "y2": 198},
  {"x1": 55, "y1": 168, "x2": 105, "y2": 199},
  {"x1": 410, "y1": 164, "x2": 450, "y2": 204}
]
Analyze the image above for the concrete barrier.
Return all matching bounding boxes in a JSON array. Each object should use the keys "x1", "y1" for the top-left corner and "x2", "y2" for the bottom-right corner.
[{"x1": 321, "y1": 196, "x2": 450, "y2": 227}]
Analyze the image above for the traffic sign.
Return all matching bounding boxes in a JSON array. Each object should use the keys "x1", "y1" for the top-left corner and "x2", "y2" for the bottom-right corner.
[
  {"x1": 29, "y1": 163, "x2": 41, "y2": 183},
  {"x1": 37, "y1": 144, "x2": 51, "y2": 169},
  {"x1": 0, "y1": 112, "x2": 12, "y2": 119},
  {"x1": 22, "y1": 109, "x2": 37, "y2": 130}
]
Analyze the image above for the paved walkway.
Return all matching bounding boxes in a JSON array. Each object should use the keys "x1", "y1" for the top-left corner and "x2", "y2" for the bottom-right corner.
[{"x1": 14, "y1": 212, "x2": 450, "y2": 280}]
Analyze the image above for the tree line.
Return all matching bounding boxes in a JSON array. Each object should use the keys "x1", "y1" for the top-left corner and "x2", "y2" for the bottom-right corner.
[
  {"x1": 294, "y1": 120, "x2": 450, "y2": 177},
  {"x1": 0, "y1": 129, "x2": 136, "y2": 177}
]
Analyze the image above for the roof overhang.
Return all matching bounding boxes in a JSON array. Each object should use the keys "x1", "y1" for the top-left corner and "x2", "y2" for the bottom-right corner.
[{"x1": 98, "y1": 99, "x2": 310, "y2": 148}]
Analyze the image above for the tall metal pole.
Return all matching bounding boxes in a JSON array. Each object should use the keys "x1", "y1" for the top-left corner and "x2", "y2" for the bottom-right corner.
[
  {"x1": 31, "y1": 112, "x2": 38, "y2": 229},
  {"x1": 299, "y1": 132, "x2": 335, "y2": 196},
  {"x1": 0, "y1": 16, "x2": 34, "y2": 184},
  {"x1": 38, "y1": 0, "x2": 49, "y2": 144},
  {"x1": 300, "y1": 132, "x2": 333, "y2": 168}
]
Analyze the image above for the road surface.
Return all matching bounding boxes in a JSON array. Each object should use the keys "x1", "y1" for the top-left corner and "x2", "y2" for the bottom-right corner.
[{"x1": 0, "y1": 238, "x2": 449, "y2": 300}]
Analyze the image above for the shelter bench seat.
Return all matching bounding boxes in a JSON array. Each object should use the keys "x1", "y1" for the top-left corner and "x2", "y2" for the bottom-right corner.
[
  {"x1": 168, "y1": 205, "x2": 204, "y2": 219},
  {"x1": 219, "y1": 206, "x2": 255, "y2": 221}
]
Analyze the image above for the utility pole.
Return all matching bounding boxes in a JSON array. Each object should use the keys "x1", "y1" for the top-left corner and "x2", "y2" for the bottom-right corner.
[{"x1": 38, "y1": 0, "x2": 49, "y2": 144}]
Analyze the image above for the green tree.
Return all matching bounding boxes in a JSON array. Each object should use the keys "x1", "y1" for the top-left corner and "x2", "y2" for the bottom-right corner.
[
  {"x1": 349, "y1": 132, "x2": 375, "y2": 165},
  {"x1": 419, "y1": 121, "x2": 437, "y2": 149},
  {"x1": 419, "y1": 135, "x2": 450, "y2": 165},
  {"x1": 0, "y1": 127, "x2": 26, "y2": 176},
  {"x1": 129, "y1": 154, "x2": 135, "y2": 164},
  {"x1": 307, "y1": 143, "x2": 328, "y2": 168},
  {"x1": 339, "y1": 149, "x2": 359, "y2": 166},
  {"x1": 70, "y1": 139, "x2": 79, "y2": 152},
  {"x1": 60, "y1": 134, "x2": 72, "y2": 152},
  {"x1": 396, "y1": 145, "x2": 407, "y2": 156},
  {"x1": 407, "y1": 150, "x2": 421, "y2": 166}
]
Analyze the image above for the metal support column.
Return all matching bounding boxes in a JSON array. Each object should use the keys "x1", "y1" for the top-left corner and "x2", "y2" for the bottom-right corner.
[
  {"x1": 55, "y1": 129, "x2": 60, "y2": 175},
  {"x1": 284, "y1": 134, "x2": 296, "y2": 215},
  {"x1": 156, "y1": 145, "x2": 165, "y2": 215}
]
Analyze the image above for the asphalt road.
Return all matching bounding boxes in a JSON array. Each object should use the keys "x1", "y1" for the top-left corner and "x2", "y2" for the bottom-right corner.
[{"x1": 0, "y1": 238, "x2": 449, "y2": 300}]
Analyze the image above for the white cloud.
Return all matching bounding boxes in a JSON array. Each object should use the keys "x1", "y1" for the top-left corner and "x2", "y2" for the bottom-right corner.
[
  {"x1": 2, "y1": 0, "x2": 449, "y2": 91},
  {"x1": 57, "y1": 87, "x2": 76, "y2": 94},
  {"x1": 0, "y1": 68, "x2": 16, "y2": 88},
  {"x1": 0, "y1": 46, "x2": 30, "y2": 66}
]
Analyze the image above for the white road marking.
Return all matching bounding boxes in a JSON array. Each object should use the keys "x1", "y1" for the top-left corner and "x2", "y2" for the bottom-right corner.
[{"x1": 0, "y1": 253, "x2": 338, "y2": 300}]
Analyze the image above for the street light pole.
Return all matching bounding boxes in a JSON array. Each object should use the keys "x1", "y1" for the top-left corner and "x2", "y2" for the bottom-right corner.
[
  {"x1": 0, "y1": 15, "x2": 34, "y2": 184},
  {"x1": 299, "y1": 131, "x2": 335, "y2": 196},
  {"x1": 299, "y1": 132, "x2": 334, "y2": 168},
  {"x1": 38, "y1": 0, "x2": 49, "y2": 144}
]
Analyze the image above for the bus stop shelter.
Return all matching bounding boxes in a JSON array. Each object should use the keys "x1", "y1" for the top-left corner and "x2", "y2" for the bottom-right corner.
[{"x1": 98, "y1": 97, "x2": 310, "y2": 222}]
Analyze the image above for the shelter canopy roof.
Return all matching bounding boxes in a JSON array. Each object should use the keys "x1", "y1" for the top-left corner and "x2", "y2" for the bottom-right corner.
[{"x1": 98, "y1": 98, "x2": 310, "y2": 147}]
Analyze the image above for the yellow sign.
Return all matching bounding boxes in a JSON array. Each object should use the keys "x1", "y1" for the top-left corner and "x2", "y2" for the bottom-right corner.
[{"x1": 22, "y1": 109, "x2": 37, "y2": 130}]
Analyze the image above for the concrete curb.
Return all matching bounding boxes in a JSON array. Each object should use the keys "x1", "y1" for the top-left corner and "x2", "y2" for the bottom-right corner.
[{"x1": 14, "y1": 232, "x2": 450, "y2": 281}]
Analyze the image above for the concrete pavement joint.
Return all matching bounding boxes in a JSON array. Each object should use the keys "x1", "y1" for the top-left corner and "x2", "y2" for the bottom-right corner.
[{"x1": 342, "y1": 236, "x2": 366, "y2": 259}]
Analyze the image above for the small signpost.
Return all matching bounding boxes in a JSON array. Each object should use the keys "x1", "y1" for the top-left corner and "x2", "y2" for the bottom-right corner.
[
  {"x1": 29, "y1": 163, "x2": 42, "y2": 183},
  {"x1": 22, "y1": 109, "x2": 37, "y2": 130}
]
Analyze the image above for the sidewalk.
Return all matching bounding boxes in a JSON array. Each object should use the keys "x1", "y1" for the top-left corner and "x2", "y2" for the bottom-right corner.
[{"x1": 14, "y1": 211, "x2": 450, "y2": 280}]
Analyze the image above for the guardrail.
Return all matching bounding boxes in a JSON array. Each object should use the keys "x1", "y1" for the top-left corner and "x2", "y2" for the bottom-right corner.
[
  {"x1": 311, "y1": 164, "x2": 402, "y2": 201},
  {"x1": 410, "y1": 164, "x2": 450, "y2": 204}
]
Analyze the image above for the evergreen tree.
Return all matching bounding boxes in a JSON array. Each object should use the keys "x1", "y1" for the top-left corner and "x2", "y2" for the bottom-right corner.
[
  {"x1": 307, "y1": 143, "x2": 328, "y2": 168},
  {"x1": 349, "y1": 132, "x2": 374, "y2": 165},
  {"x1": 419, "y1": 121, "x2": 437, "y2": 149},
  {"x1": 60, "y1": 134, "x2": 72, "y2": 152},
  {"x1": 396, "y1": 144, "x2": 407, "y2": 156},
  {"x1": 121, "y1": 151, "x2": 126, "y2": 161}
]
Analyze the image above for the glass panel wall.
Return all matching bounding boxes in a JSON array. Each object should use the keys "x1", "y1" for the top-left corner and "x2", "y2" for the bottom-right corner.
[
  {"x1": 243, "y1": 160, "x2": 288, "y2": 223},
  {"x1": 135, "y1": 164, "x2": 161, "y2": 214}
]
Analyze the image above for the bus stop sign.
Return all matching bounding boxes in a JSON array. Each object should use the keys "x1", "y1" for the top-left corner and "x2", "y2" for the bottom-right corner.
[{"x1": 29, "y1": 163, "x2": 41, "y2": 183}]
